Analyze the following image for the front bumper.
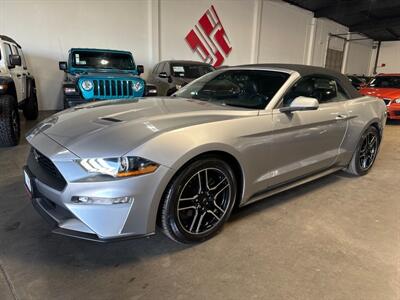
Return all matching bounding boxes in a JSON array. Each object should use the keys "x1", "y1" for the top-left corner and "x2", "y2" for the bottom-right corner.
[
  {"x1": 25, "y1": 132, "x2": 173, "y2": 242},
  {"x1": 387, "y1": 103, "x2": 400, "y2": 119}
]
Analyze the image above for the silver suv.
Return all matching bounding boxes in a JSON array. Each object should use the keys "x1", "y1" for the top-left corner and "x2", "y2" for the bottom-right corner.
[{"x1": 147, "y1": 60, "x2": 214, "y2": 96}]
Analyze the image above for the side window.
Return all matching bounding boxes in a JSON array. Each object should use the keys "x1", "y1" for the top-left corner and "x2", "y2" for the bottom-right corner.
[
  {"x1": 11, "y1": 45, "x2": 19, "y2": 55},
  {"x1": 282, "y1": 76, "x2": 349, "y2": 107},
  {"x1": 162, "y1": 62, "x2": 169, "y2": 75},
  {"x1": 158, "y1": 62, "x2": 165, "y2": 74},
  {"x1": 3, "y1": 43, "x2": 13, "y2": 66},
  {"x1": 152, "y1": 63, "x2": 159, "y2": 74},
  {"x1": 17, "y1": 48, "x2": 27, "y2": 69}
]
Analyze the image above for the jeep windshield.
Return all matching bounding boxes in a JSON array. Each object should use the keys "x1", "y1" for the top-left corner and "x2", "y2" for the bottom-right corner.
[
  {"x1": 171, "y1": 64, "x2": 214, "y2": 79},
  {"x1": 71, "y1": 51, "x2": 136, "y2": 70}
]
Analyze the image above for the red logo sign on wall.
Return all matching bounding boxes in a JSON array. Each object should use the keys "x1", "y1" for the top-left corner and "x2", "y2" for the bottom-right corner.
[{"x1": 185, "y1": 5, "x2": 232, "y2": 67}]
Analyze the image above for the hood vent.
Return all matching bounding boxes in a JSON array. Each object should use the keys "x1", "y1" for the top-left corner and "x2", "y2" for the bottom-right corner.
[{"x1": 99, "y1": 117, "x2": 123, "y2": 123}]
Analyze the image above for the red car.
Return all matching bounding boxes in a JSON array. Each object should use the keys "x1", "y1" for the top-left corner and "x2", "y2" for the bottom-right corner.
[{"x1": 359, "y1": 73, "x2": 400, "y2": 120}]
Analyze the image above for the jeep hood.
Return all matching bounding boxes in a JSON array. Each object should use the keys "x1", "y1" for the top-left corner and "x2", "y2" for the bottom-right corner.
[
  {"x1": 30, "y1": 98, "x2": 256, "y2": 158},
  {"x1": 72, "y1": 71, "x2": 140, "y2": 79}
]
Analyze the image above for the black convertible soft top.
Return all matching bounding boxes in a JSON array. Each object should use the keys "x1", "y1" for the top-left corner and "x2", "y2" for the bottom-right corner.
[{"x1": 239, "y1": 63, "x2": 360, "y2": 99}]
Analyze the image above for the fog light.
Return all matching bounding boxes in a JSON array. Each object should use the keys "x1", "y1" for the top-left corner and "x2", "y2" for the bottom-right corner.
[{"x1": 71, "y1": 196, "x2": 133, "y2": 205}]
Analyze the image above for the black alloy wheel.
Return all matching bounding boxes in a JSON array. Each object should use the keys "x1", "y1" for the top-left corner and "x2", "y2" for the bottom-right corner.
[{"x1": 161, "y1": 158, "x2": 236, "y2": 243}]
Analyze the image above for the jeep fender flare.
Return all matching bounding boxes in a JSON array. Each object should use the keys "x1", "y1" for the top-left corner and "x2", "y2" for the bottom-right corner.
[{"x1": 25, "y1": 75, "x2": 36, "y2": 98}]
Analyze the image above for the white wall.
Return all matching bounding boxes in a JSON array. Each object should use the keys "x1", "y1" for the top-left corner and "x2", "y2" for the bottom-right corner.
[
  {"x1": 344, "y1": 33, "x2": 374, "y2": 75},
  {"x1": 0, "y1": 0, "x2": 374, "y2": 110},
  {"x1": 374, "y1": 41, "x2": 400, "y2": 74},
  {"x1": 0, "y1": 0, "x2": 152, "y2": 110},
  {"x1": 311, "y1": 18, "x2": 348, "y2": 67},
  {"x1": 258, "y1": 1, "x2": 313, "y2": 64},
  {"x1": 159, "y1": 0, "x2": 256, "y2": 65}
]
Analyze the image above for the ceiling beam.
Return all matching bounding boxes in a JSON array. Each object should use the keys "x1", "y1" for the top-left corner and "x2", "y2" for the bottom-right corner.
[
  {"x1": 386, "y1": 28, "x2": 400, "y2": 39},
  {"x1": 351, "y1": 17, "x2": 400, "y2": 31},
  {"x1": 315, "y1": 0, "x2": 396, "y2": 18}
]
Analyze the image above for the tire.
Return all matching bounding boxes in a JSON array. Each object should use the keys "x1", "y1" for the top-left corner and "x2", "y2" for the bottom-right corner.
[
  {"x1": 0, "y1": 95, "x2": 20, "y2": 147},
  {"x1": 23, "y1": 93, "x2": 38, "y2": 120},
  {"x1": 345, "y1": 126, "x2": 380, "y2": 176},
  {"x1": 161, "y1": 157, "x2": 237, "y2": 243}
]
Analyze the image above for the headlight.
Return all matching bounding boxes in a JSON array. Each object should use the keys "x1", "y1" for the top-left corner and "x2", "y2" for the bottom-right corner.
[
  {"x1": 78, "y1": 156, "x2": 159, "y2": 178},
  {"x1": 81, "y1": 80, "x2": 93, "y2": 91},
  {"x1": 394, "y1": 98, "x2": 400, "y2": 104},
  {"x1": 132, "y1": 81, "x2": 143, "y2": 92},
  {"x1": 63, "y1": 86, "x2": 77, "y2": 94}
]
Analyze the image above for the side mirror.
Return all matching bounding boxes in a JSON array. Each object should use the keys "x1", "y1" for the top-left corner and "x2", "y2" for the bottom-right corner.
[
  {"x1": 159, "y1": 72, "x2": 168, "y2": 78},
  {"x1": 59, "y1": 61, "x2": 67, "y2": 71},
  {"x1": 9, "y1": 55, "x2": 21, "y2": 68},
  {"x1": 280, "y1": 96, "x2": 319, "y2": 113},
  {"x1": 137, "y1": 65, "x2": 144, "y2": 75}
]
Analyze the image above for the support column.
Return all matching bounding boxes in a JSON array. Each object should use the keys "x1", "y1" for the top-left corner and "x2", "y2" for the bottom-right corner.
[
  {"x1": 250, "y1": 0, "x2": 263, "y2": 63},
  {"x1": 341, "y1": 32, "x2": 350, "y2": 74},
  {"x1": 148, "y1": 0, "x2": 160, "y2": 68},
  {"x1": 306, "y1": 17, "x2": 316, "y2": 65}
]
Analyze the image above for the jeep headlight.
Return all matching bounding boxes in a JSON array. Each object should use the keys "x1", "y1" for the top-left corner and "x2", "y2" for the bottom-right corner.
[
  {"x1": 81, "y1": 80, "x2": 93, "y2": 91},
  {"x1": 132, "y1": 81, "x2": 143, "y2": 92},
  {"x1": 78, "y1": 156, "x2": 159, "y2": 178}
]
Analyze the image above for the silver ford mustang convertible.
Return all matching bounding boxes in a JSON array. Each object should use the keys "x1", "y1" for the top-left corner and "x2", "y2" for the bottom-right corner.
[{"x1": 24, "y1": 64, "x2": 386, "y2": 243}]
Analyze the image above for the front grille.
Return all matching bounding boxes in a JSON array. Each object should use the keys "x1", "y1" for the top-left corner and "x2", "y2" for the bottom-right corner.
[
  {"x1": 383, "y1": 98, "x2": 391, "y2": 106},
  {"x1": 93, "y1": 79, "x2": 135, "y2": 98},
  {"x1": 33, "y1": 149, "x2": 61, "y2": 178},
  {"x1": 394, "y1": 111, "x2": 400, "y2": 116},
  {"x1": 28, "y1": 148, "x2": 67, "y2": 191}
]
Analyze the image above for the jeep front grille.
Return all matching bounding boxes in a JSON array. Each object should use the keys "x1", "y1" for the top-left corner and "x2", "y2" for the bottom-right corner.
[{"x1": 93, "y1": 79, "x2": 135, "y2": 98}]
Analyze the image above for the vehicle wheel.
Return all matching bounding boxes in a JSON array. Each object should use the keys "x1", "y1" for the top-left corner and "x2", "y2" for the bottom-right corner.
[
  {"x1": 345, "y1": 126, "x2": 380, "y2": 176},
  {"x1": 23, "y1": 93, "x2": 38, "y2": 120},
  {"x1": 161, "y1": 158, "x2": 237, "y2": 243},
  {"x1": 0, "y1": 95, "x2": 20, "y2": 146}
]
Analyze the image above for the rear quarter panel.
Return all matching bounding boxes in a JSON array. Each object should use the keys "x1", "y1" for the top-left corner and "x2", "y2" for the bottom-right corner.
[{"x1": 338, "y1": 96, "x2": 386, "y2": 165}]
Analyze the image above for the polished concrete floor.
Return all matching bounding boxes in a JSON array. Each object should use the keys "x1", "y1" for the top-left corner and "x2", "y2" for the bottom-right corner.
[{"x1": 0, "y1": 111, "x2": 399, "y2": 300}]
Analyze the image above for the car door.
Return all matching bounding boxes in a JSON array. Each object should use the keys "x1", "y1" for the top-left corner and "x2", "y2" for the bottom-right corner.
[
  {"x1": 4, "y1": 43, "x2": 25, "y2": 101},
  {"x1": 268, "y1": 75, "x2": 349, "y2": 187}
]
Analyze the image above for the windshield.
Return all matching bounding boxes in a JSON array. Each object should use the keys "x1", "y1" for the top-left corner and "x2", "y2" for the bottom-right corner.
[
  {"x1": 368, "y1": 76, "x2": 400, "y2": 88},
  {"x1": 171, "y1": 64, "x2": 214, "y2": 79},
  {"x1": 348, "y1": 76, "x2": 363, "y2": 84},
  {"x1": 71, "y1": 51, "x2": 135, "y2": 70},
  {"x1": 173, "y1": 69, "x2": 289, "y2": 109}
]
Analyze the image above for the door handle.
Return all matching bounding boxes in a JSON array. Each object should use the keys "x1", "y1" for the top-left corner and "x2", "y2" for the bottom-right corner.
[{"x1": 335, "y1": 114, "x2": 347, "y2": 120}]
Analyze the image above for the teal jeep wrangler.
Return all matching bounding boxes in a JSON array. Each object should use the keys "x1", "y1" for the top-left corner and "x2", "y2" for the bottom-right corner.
[{"x1": 59, "y1": 48, "x2": 157, "y2": 108}]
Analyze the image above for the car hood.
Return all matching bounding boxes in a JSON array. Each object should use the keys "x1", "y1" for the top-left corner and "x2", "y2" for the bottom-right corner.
[
  {"x1": 69, "y1": 71, "x2": 140, "y2": 79},
  {"x1": 30, "y1": 97, "x2": 255, "y2": 158},
  {"x1": 359, "y1": 87, "x2": 400, "y2": 99}
]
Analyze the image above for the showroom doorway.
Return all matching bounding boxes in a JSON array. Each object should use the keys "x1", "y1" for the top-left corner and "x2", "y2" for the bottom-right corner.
[{"x1": 325, "y1": 34, "x2": 346, "y2": 72}]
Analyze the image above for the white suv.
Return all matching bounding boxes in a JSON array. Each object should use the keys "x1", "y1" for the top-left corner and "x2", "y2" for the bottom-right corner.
[{"x1": 0, "y1": 35, "x2": 38, "y2": 146}]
